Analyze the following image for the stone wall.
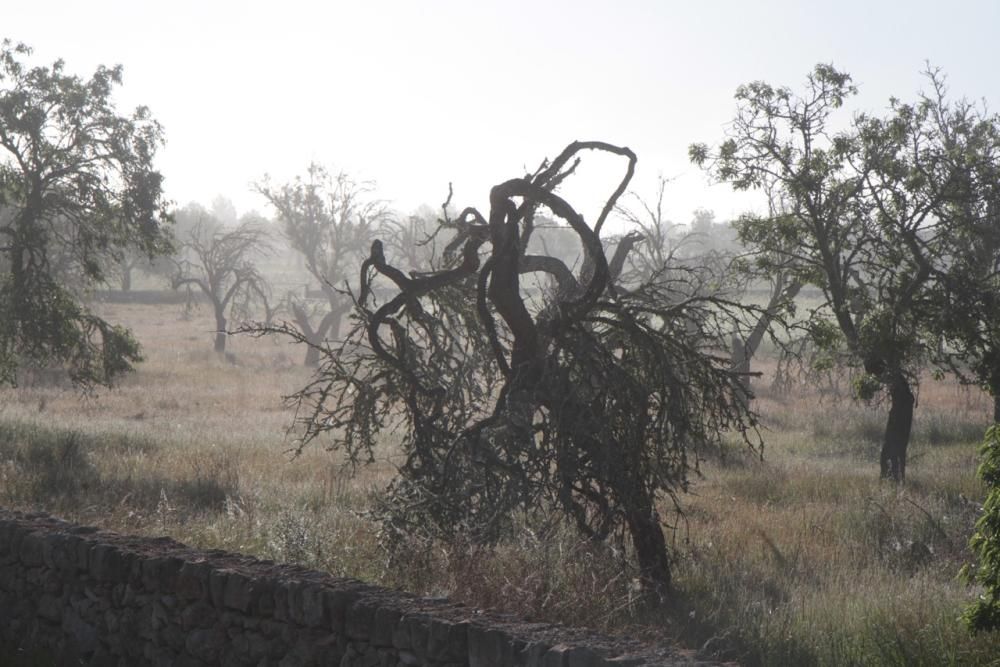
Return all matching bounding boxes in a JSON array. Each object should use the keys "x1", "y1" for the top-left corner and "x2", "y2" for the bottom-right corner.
[{"x1": 0, "y1": 509, "x2": 703, "y2": 666}]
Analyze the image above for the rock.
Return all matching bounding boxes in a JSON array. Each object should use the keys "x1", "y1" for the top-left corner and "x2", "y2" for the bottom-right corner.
[
  {"x1": 18, "y1": 531, "x2": 46, "y2": 567},
  {"x1": 224, "y1": 572, "x2": 253, "y2": 613},
  {"x1": 181, "y1": 601, "x2": 218, "y2": 630},
  {"x1": 185, "y1": 627, "x2": 227, "y2": 663},
  {"x1": 302, "y1": 584, "x2": 327, "y2": 627},
  {"x1": 468, "y1": 624, "x2": 517, "y2": 667},
  {"x1": 177, "y1": 560, "x2": 211, "y2": 600},
  {"x1": 62, "y1": 608, "x2": 98, "y2": 654},
  {"x1": 372, "y1": 606, "x2": 400, "y2": 648},
  {"x1": 428, "y1": 618, "x2": 467, "y2": 662},
  {"x1": 345, "y1": 598, "x2": 376, "y2": 641}
]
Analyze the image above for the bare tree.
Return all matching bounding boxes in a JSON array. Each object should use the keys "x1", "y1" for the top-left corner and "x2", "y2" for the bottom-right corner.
[
  {"x1": 171, "y1": 209, "x2": 272, "y2": 354},
  {"x1": 256, "y1": 165, "x2": 388, "y2": 365},
  {"x1": 618, "y1": 178, "x2": 800, "y2": 397},
  {"x1": 269, "y1": 142, "x2": 761, "y2": 598}
]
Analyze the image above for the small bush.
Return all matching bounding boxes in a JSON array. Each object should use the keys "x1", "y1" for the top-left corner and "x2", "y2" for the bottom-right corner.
[{"x1": 962, "y1": 424, "x2": 1000, "y2": 634}]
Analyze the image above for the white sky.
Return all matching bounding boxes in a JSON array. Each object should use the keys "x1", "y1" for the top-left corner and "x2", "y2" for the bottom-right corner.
[{"x1": 6, "y1": 0, "x2": 1000, "y2": 226}]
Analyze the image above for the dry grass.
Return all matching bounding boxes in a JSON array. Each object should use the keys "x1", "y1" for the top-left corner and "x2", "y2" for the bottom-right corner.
[{"x1": 1, "y1": 302, "x2": 998, "y2": 665}]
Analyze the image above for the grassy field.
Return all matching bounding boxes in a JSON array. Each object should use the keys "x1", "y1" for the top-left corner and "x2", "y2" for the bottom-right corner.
[{"x1": 1, "y1": 301, "x2": 997, "y2": 665}]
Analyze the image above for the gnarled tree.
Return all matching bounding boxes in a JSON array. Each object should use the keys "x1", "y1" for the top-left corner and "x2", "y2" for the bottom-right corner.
[
  {"x1": 256, "y1": 165, "x2": 387, "y2": 365},
  {"x1": 278, "y1": 142, "x2": 760, "y2": 596},
  {"x1": 171, "y1": 208, "x2": 272, "y2": 355}
]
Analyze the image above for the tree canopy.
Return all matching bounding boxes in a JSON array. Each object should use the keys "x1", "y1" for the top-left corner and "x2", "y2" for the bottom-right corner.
[
  {"x1": 0, "y1": 40, "x2": 170, "y2": 387},
  {"x1": 691, "y1": 65, "x2": 986, "y2": 481}
]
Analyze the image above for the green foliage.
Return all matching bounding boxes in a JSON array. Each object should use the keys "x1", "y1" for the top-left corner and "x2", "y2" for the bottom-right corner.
[
  {"x1": 852, "y1": 373, "x2": 883, "y2": 401},
  {"x1": 962, "y1": 424, "x2": 1000, "y2": 634},
  {"x1": 0, "y1": 39, "x2": 170, "y2": 387},
  {"x1": 692, "y1": 63, "x2": 1000, "y2": 480}
]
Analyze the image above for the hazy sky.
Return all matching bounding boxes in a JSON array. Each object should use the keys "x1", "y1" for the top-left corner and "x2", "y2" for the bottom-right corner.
[{"x1": 6, "y1": 1, "x2": 999, "y2": 226}]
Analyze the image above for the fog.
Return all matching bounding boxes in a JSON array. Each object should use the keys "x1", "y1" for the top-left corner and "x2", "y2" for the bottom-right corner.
[{"x1": 7, "y1": 0, "x2": 999, "y2": 222}]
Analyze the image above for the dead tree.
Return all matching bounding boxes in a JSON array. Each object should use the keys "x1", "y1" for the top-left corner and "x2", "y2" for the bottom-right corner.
[
  {"x1": 273, "y1": 142, "x2": 760, "y2": 598},
  {"x1": 618, "y1": 178, "x2": 800, "y2": 397},
  {"x1": 256, "y1": 165, "x2": 387, "y2": 365},
  {"x1": 171, "y1": 216, "x2": 272, "y2": 354}
]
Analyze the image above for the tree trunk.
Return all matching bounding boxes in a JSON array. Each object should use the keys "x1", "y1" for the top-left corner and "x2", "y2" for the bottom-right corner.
[
  {"x1": 293, "y1": 304, "x2": 343, "y2": 367},
  {"x1": 730, "y1": 274, "x2": 802, "y2": 398},
  {"x1": 121, "y1": 266, "x2": 132, "y2": 292},
  {"x1": 303, "y1": 341, "x2": 321, "y2": 367},
  {"x1": 304, "y1": 311, "x2": 342, "y2": 367},
  {"x1": 731, "y1": 335, "x2": 750, "y2": 399},
  {"x1": 213, "y1": 308, "x2": 227, "y2": 354},
  {"x1": 880, "y1": 372, "x2": 914, "y2": 482},
  {"x1": 624, "y1": 499, "x2": 672, "y2": 601},
  {"x1": 993, "y1": 392, "x2": 1000, "y2": 425}
]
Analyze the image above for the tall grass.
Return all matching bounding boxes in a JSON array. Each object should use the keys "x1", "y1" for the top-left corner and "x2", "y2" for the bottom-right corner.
[{"x1": 0, "y1": 303, "x2": 997, "y2": 664}]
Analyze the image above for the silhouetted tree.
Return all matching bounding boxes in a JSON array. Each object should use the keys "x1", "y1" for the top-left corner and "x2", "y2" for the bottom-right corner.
[
  {"x1": 0, "y1": 40, "x2": 171, "y2": 387},
  {"x1": 276, "y1": 142, "x2": 760, "y2": 597}
]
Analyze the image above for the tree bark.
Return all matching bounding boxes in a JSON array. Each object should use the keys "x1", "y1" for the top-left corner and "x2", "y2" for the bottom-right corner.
[
  {"x1": 731, "y1": 335, "x2": 750, "y2": 398},
  {"x1": 624, "y1": 500, "x2": 672, "y2": 601},
  {"x1": 880, "y1": 372, "x2": 914, "y2": 482},
  {"x1": 730, "y1": 274, "x2": 802, "y2": 398},
  {"x1": 293, "y1": 305, "x2": 343, "y2": 367},
  {"x1": 303, "y1": 341, "x2": 321, "y2": 367},
  {"x1": 213, "y1": 308, "x2": 227, "y2": 354}
]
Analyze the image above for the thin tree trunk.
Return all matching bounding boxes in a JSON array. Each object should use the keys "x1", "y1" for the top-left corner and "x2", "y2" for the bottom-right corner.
[
  {"x1": 304, "y1": 310, "x2": 344, "y2": 366},
  {"x1": 293, "y1": 305, "x2": 343, "y2": 367},
  {"x1": 746, "y1": 274, "x2": 802, "y2": 359},
  {"x1": 213, "y1": 308, "x2": 227, "y2": 354},
  {"x1": 731, "y1": 335, "x2": 750, "y2": 398},
  {"x1": 993, "y1": 392, "x2": 1000, "y2": 424},
  {"x1": 731, "y1": 274, "x2": 802, "y2": 397},
  {"x1": 624, "y1": 501, "x2": 672, "y2": 601},
  {"x1": 303, "y1": 341, "x2": 321, "y2": 367},
  {"x1": 880, "y1": 372, "x2": 914, "y2": 482}
]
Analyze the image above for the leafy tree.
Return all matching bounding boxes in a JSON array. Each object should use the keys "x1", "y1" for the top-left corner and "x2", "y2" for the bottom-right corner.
[
  {"x1": 279, "y1": 142, "x2": 760, "y2": 596},
  {"x1": 256, "y1": 165, "x2": 388, "y2": 365},
  {"x1": 853, "y1": 69, "x2": 999, "y2": 458},
  {"x1": 171, "y1": 206, "x2": 271, "y2": 354},
  {"x1": 962, "y1": 424, "x2": 1000, "y2": 634},
  {"x1": 691, "y1": 65, "x2": 967, "y2": 481},
  {"x1": 0, "y1": 40, "x2": 170, "y2": 387},
  {"x1": 918, "y1": 78, "x2": 1000, "y2": 423}
]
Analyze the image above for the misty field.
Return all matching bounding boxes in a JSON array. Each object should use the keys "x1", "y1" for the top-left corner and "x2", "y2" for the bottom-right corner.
[{"x1": 1, "y1": 301, "x2": 997, "y2": 666}]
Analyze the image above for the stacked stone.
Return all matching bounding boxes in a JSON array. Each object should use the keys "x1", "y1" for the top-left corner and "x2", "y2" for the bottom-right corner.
[{"x1": 0, "y1": 510, "x2": 699, "y2": 666}]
